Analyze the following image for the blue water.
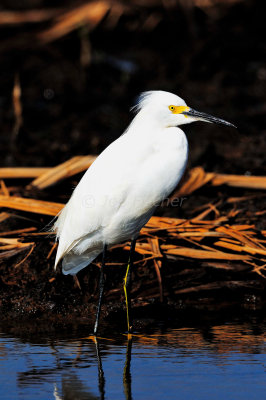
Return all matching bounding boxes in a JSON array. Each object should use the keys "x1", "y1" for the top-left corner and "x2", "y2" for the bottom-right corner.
[{"x1": 0, "y1": 322, "x2": 266, "y2": 399}]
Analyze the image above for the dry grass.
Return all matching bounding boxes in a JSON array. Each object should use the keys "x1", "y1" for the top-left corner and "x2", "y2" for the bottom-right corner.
[
  {"x1": 0, "y1": 155, "x2": 265, "y2": 282},
  {"x1": 0, "y1": 0, "x2": 246, "y2": 50}
]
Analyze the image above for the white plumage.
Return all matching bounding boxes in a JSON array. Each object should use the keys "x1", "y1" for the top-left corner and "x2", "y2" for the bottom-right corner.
[{"x1": 53, "y1": 90, "x2": 234, "y2": 276}]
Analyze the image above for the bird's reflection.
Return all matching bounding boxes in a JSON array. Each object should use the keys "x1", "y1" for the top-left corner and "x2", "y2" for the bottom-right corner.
[
  {"x1": 95, "y1": 338, "x2": 106, "y2": 400},
  {"x1": 54, "y1": 372, "x2": 99, "y2": 400},
  {"x1": 123, "y1": 335, "x2": 133, "y2": 400},
  {"x1": 53, "y1": 335, "x2": 133, "y2": 400}
]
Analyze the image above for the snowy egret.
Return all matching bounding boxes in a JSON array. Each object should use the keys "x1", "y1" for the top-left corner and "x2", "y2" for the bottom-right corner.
[{"x1": 53, "y1": 90, "x2": 235, "y2": 334}]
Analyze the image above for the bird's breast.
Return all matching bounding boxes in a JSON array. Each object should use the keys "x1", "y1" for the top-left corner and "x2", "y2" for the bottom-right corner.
[
  {"x1": 122, "y1": 127, "x2": 188, "y2": 215},
  {"x1": 150, "y1": 127, "x2": 188, "y2": 192}
]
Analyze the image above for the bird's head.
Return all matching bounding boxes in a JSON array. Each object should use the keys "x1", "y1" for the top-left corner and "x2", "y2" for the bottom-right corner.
[{"x1": 134, "y1": 90, "x2": 236, "y2": 129}]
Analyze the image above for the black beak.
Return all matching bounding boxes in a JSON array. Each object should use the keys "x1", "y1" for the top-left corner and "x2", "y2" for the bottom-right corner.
[{"x1": 183, "y1": 108, "x2": 236, "y2": 128}]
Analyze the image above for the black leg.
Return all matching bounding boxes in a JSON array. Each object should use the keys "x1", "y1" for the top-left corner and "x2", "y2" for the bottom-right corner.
[
  {"x1": 123, "y1": 239, "x2": 136, "y2": 333},
  {"x1": 94, "y1": 244, "x2": 107, "y2": 335}
]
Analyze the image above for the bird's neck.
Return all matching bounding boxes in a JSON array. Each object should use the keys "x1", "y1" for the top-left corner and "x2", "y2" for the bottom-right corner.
[{"x1": 126, "y1": 109, "x2": 162, "y2": 136}]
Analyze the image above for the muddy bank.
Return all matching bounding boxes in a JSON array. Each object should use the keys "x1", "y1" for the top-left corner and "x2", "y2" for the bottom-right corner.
[{"x1": 0, "y1": 182, "x2": 265, "y2": 332}]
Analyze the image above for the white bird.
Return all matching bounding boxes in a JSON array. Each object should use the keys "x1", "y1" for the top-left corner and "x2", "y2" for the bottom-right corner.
[{"x1": 53, "y1": 90, "x2": 235, "y2": 334}]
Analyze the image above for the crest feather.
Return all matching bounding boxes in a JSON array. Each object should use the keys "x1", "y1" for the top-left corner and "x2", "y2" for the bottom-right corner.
[
  {"x1": 131, "y1": 91, "x2": 159, "y2": 113},
  {"x1": 131, "y1": 90, "x2": 186, "y2": 114}
]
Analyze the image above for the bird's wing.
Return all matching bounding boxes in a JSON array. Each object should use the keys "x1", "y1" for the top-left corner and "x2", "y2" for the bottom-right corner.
[{"x1": 54, "y1": 134, "x2": 145, "y2": 267}]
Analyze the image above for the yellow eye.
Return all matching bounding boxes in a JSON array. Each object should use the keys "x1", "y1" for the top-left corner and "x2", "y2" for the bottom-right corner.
[{"x1": 168, "y1": 105, "x2": 190, "y2": 114}]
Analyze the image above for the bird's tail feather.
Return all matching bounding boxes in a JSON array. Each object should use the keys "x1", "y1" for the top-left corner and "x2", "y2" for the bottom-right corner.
[{"x1": 62, "y1": 249, "x2": 101, "y2": 276}]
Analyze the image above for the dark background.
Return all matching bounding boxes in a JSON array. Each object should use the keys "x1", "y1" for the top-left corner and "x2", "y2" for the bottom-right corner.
[{"x1": 0, "y1": 0, "x2": 265, "y2": 176}]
